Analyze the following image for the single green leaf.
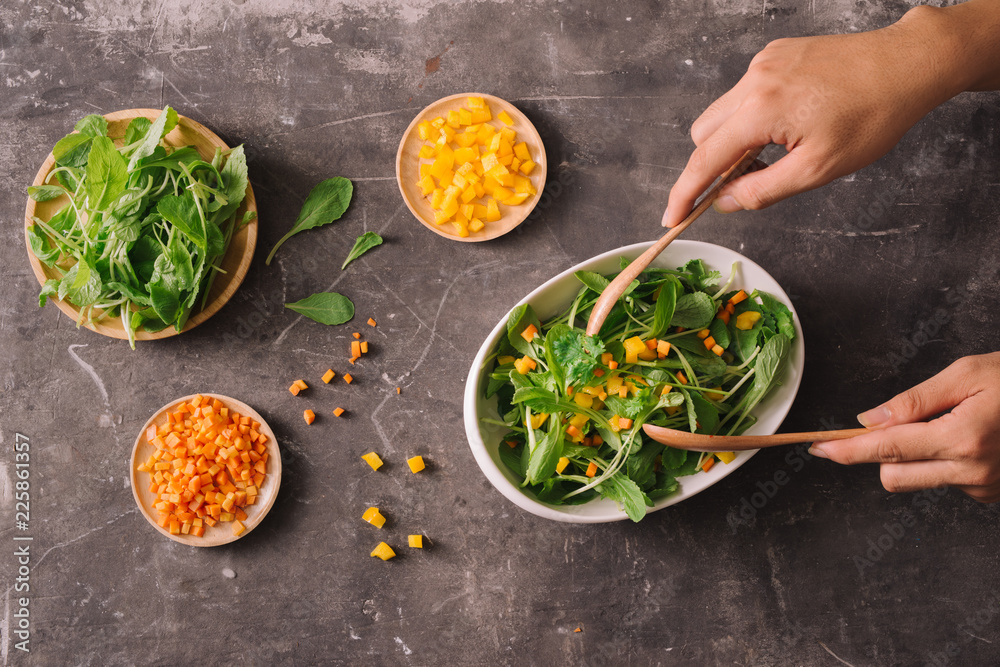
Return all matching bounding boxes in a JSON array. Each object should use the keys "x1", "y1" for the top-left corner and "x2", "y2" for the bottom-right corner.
[
  {"x1": 341, "y1": 231, "x2": 383, "y2": 270},
  {"x1": 213, "y1": 145, "x2": 248, "y2": 223},
  {"x1": 498, "y1": 439, "x2": 526, "y2": 479},
  {"x1": 525, "y1": 426, "x2": 562, "y2": 486},
  {"x1": 285, "y1": 292, "x2": 355, "y2": 325},
  {"x1": 26, "y1": 225, "x2": 61, "y2": 266},
  {"x1": 266, "y1": 177, "x2": 353, "y2": 265},
  {"x1": 598, "y1": 473, "x2": 647, "y2": 522},
  {"x1": 157, "y1": 192, "x2": 207, "y2": 250},
  {"x1": 127, "y1": 106, "x2": 178, "y2": 170},
  {"x1": 709, "y1": 317, "x2": 731, "y2": 350},
  {"x1": 27, "y1": 185, "x2": 67, "y2": 202},
  {"x1": 545, "y1": 324, "x2": 606, "y2": 391},
  {"x1": 670, "y1": 291, "x2": 715, "y2": 329},
  {"x1": 574, "y1": 270, "x2": 610, "y2": 294},
  {"x1": 505, "y1": 303, "x2": 542, "y2": 358},
  {"x1": 124, "y1": 117, "x2": 152, "y2": 145},
  {"x1": 38, "y1": 279, "x2": 60, "y2": 307},
  {"x1": 757, "y1": 291, "x2": 796, "y2": 341},
  {"x1": 53, "y1": 132, "x2": 93, "y2": 167},
  {"x1": 149, "y1": 282, "x2": 181, "y2": 324},
  {"x1": 85, "y1": 136, "x2": 128, "y2": 210},
  {"x1": 688, "y1": 391, "x2": 720, "y2": 435},
  {"x1": 648, "y1": 276, "x2": 680, "y2": 339},
  {"x1": 74, "y1": 114, "x2": 108, "y2": 137}
]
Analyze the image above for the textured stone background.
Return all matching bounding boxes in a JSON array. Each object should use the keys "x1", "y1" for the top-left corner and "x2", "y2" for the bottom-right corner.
[{"x1": 2, "y1": 1, "x2": 999, "y2": 665}]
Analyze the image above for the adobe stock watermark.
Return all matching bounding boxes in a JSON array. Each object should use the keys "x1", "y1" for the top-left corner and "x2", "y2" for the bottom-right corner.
[
  {"x1": 886, "y1": 285, "x2": 971, "y2": 373},
  {"x1": 925, "y1": 592, "x2": 1000, "y2": 666},
  {"x1": 853, "y1": 485, "x2": 949, "y2": 577},
  {"x1": 727, "y1": 417, "x2": 843, "y2": 534}
]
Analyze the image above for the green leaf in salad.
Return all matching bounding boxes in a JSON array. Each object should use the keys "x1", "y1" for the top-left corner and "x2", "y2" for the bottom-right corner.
[
  {"x1": 342, "y1": 231, "x2": 383, "y2": 270},
  {"x1": 598, "y1": 473, "x2": 648, "y2": 523},
  {"x1": 266, "y1": 177, "x2": 353, "y2": 265},
  {"x1": 545, "y1": 324, "x2": 606, "y2": 391},
  {"x1": 285, "y1": 292, "x2": 355, "y2": 325},
  {"x1": 84, "y1": 136, "x2": 128, "y2": 210},
  {"x1": 505, "y1": 303, "x2": 542, "y2": 358},
  {"x1": 27, "y1": 185, "x2": 67, "y2": 202},
  {"x1": 670, "y1": 291, "x2": 715, "y2": 329}
]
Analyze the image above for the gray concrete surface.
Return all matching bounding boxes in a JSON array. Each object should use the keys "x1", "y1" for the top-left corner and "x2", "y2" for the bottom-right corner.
[{"x1": 2, "y1": 0, "x2": 1000, "y2": 665}]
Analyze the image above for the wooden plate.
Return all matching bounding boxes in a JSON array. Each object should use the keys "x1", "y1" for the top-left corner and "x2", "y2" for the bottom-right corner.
[
  {"x1": 396, "y1": 93, "x2": 548, "y2": 242},
  {"x1": 130, "y1": 393, "x2": 281, "y2": 547},
  {"x1": 24, "y1": 109, "x2": 257, "y2": 340}
]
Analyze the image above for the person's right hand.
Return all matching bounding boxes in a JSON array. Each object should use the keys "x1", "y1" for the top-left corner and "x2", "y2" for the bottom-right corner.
[{"x1": 662, "y1": 6, "x2": 966, "y2": 227}]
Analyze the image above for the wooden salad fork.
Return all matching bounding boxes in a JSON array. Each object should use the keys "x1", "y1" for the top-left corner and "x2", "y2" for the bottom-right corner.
[
  {"x1": 642, "y1": 424, "x2": 869, "y2": 452},
  {"x1": 585, "y1": 146, "x2": 765, "y2": 336}
]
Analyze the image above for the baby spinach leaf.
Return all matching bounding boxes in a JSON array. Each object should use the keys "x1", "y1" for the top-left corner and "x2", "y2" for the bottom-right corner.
[
  {"x1": 505, "y1": 303, "x2": 542, "y2": 357},
  {"x1": 265, "y1": 177, "x2": 353, "y2": 265},
  {"x1": 648, "y1": 276, "x2": 680, "y2": 338},
  {"x1": 647, "y1": 472, "x2": 679, "y2": 500},
  {"x1": 709, "y1": 317, "x2": 731, "y2": 350},
  {"x1": 499, "y1": 440, "x2": 526, "y2": 479},
  {"x1": 670, "y1": 291, "x2": 715, "y2": 329},
  {"x1": 525, "y1": 426, "x2": 562, "y2": 486},
  {"x1": 627, "y1": 441, "x2": 663, "y2": 489},
  {"x1": 85, "y1": 136, "x2": 128, "y2": 210},
  {"x1": 27, "y1": 185, "x2": 67, "y2": 202},
  {"x1": 598, "y1": 473, "x2": 647, "y2": 522},
  {"x1": 127, "y1": 106, "x2": 178, "y2": 170},
  {"x1": 157, "y1": 192, "x2": 207, "y2": 250},
  {"x1": 149, "y1": 282, "x2": 181, "y2": 324},
  {"x1": 680, "y1": 258, "x2": 721, "y2": 292},
  {"x1": 38, "y1": 279, "x2": 60, "y2": 307},
  {"x1": 756, "y1": 290, "x2": 796, "y2": 340},
  {"x1": 124, "y1": 117, "x2": 152, "y2": 145},
  {"x1": 26, "y1": 225, "x2": 60, "y2": 266},
  {"x1": 575, "y1": 270, "x2": 610, "y2": 294},
  {"x1": 688, "y1": 391, "x2": 720, "y2": 434},
  {"x1": 58, "y1": 258, "x2": 102, "y2": 306},
  {"x1": 213, "y1": 145, "x2": 248, "y2": 223},
  {"x1": 53, "y1": 133, "x2": 93, "y2": 167},
  {"x1": 285, "y1": 292, "x2": 355, "y2": 325},
  {"x1": 74, "y1": 114, "x2": 108, "y2": 137},
  {"x1": 341, "y1": 231, "x2": 383, "y2": 270}
]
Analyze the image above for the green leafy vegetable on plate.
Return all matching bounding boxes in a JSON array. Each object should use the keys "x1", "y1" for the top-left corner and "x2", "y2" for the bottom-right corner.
[
  {"x1": 26, "y1": 106, "x2": 251, "y2": 349},
  {"x1": 481, "y1": 258, "x2": 796, "y2": 521}
]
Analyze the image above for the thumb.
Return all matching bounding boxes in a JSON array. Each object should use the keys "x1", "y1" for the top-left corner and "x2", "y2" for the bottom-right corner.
[
  {"x1": 857, "y1": 358, "x2": 977, "y2": 429},
  {"x1": 713, "y1": 150, "x2": 822, "y2": 213}
]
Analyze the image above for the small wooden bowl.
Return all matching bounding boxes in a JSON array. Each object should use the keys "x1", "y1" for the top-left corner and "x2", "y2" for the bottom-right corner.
[
  {"x1": 396, "y1": 93, "x2": 548, "y2": 242},
  {"x1": 24, "y1": 109, "x2": 257, "y2": 341},
  {"x1": 130, "y1": 393, "x2": 281, "y2": 547}
]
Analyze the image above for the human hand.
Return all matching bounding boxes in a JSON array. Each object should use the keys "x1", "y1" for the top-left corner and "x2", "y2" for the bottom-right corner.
[
  {"x1": 809, "y1": 354, "x2": 1000, "y2": 503},
  {"x1": 662, "y1": 6, "x2": 965, "y2": 227}
]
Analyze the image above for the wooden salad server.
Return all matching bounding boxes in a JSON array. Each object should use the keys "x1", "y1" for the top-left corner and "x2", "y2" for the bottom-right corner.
[
  {"x1": 641, "y1": 424, "x2": 869, "y2": 452},
  {"x1": 585, "y1": 146, "x2": 765, "y2": 336}
]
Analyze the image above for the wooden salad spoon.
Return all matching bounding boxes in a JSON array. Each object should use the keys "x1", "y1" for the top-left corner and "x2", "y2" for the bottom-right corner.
[
  {"x1": 585, "y1": 146, "x2": 765, "y2": 336},
  {"x1": 642, "y1": 424, "x2": 869, "y2": 452}
]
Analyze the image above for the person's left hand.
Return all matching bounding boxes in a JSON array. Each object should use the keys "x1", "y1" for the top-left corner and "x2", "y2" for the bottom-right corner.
[{"x1": 809, "y1": 353, "x2": 1000, "y2": 502}]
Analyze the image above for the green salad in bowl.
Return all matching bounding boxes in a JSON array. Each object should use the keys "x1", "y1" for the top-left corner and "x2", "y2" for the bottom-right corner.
[{"x1": 464, "y1": 240, "x2": 803, "y2": 523}]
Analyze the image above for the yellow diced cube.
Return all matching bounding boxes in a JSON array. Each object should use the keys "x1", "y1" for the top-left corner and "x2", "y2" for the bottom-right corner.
[
  {"x1": 370, "y1": 542, "x2": 396, "y2": 561},
  {"x1": 430, "y1": 157, "x2": 453, "y2": 179},
  {"x1": 408, "y1": 534, "x2": 424, "y2": 548},
  {"x1": 455, "y1": 131, "x2": 478, "y2": 148},
  {"x1": 498, "y1": 139, "x2": 513, "y2": 157},
  {"x1": 471, "y1": 105, "x2": 492, "y2": 123},
  {"x1": 486, "y1": 164, "x2": 510, "y2": 180},
  {"x1": 430, "y1": 116, "x2": 446, "y2": 129},
  {"x1": 489, "y1": 133, "x2": 502, "y2": 153},
  {"x1": 473, "y1": 204, "x2": 489, "y2": 219},
  {"x1": 418, "y1": 121, "x2": 434, "y2": 140},
  {"x1": 717, "y1": 452, "x2": 738, "y2": 464},
  {"x1": 486, "y1": 198, "x2": 501, "y2": 222},
  {"x1": 451, "y1": 172, "x2": 468, "y2": 190},
  {"x1": 458, "y1": 108, "x2": 473, "y2": 125},
  {"x1": 454, "y1": 147, "x2": 478, "y2": 164},
  {"x1": 497, "y1": 153, "x2": 514, "y2": 167},
  {"x1": 510, "y1": 157, "x2": 521, "y2": 174},
  {"x1": 362, "y1": 507, "x2": 386, "y2": 528},
  {"x1": 461, "y1": 185, "x2": 477, "y2": 204},
  {"x1": 418, "y1": 144, "x2": 435, "y2": 159},
  {"x1": 514, "y1": 142, "x2": 531, "y2": 161},
  {"x1": 419, "y1": 163, "x2": 431, "y2": 179},
  {"x1": 500, "y1": 127, "x2": 517, "y2": 143},
  {"x1": 461, "y1": 203, "x2": 475, "y2": 220},
  {"x1": 407, "y1": 455, "x2": 425, "y2": 473},
  {"x1": 456, "y1": 162, "x2": 476, "y2": 177},
  {"x1": 417, "y1": 175, "x2": 435, "y2": 195},
  {"x1": 440, "y1": 125, "x2": 456, "y2": 142},
  {"x1": 469, "y1": 217, "x2": 485, "y2": 232},
  {"x1": 476, "y1": 124, "x2": 495, "y2": 146},
  {"x1": 430, "y1": 188, "x2": 444, "y2": 208},
  {"x1": 555, "y1": 457, "x2": 570, "y2": 474},
  {"x1": 452, "y1": 220, "x2": 469, "y2": 237},
  {"x1": 447, "y1": 110, "x2": 461, "y2": 128},
  {"x1": 466, "y1": 124, "x2": 481, "y2": 133},
  {"x1": 497, "y1": 110, "x2": 515, "y2": 126},
  {"x1": 361, "y1": 452, "x2": 383, "y2": 471},
  {"x1": 503, "y1": 193, "x2": 529, "y2": 206},
  {"x1": 433, "y1": 210, "x2": 453, "y2": 225},
  {"x1": 519, "y1": 159, "x2": 536, "y2": 175},
  {"x1": 481, "y1": 152, "x2": 500, "y2": 172},
  {"x1": 467, "y1": 96, "x2": 486, "y2": 109},
  {"x1": 473, "y1": 182, "x2": 486, "y2": 198},
  {"x1": 492, "y1": 186, "x2": 514, "y2": 201}
]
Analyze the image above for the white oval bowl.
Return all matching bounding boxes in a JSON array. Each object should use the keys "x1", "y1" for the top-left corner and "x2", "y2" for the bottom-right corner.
[{"x1": 463, "y1": 240, "x2": 805, "y2": 523}]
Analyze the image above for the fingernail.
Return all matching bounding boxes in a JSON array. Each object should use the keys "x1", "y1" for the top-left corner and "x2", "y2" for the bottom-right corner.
[
  {"x1": 858, "y1": 406, "x2": 890, "y2": 428},
  {"x1": 807, "y1": 444, "x2": 829, "y2": 459},
  {"x1": 712, "y1": 194, "x2": 742, "y2": 214}
]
